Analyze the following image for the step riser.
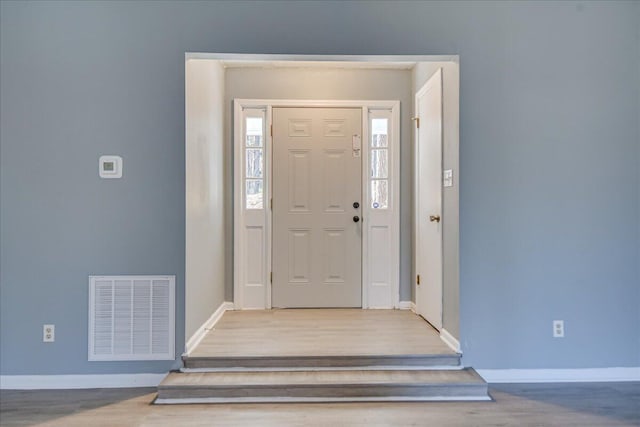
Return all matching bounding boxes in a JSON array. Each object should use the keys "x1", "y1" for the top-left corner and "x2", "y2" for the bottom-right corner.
[
  {"x1": 158, "y1": 384, "x2": 488, "y2": 401},
  {"x1": 184, "y1": 355, "x2": 461, "y2": 370},
  {"x1": 158, "y1": 364, "x2": 490, "y2": 405}
]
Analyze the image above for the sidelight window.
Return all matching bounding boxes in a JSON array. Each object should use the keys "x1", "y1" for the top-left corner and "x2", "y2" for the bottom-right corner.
[
  {"x1": 370, "y1": 117, "x2": 389, "y2": 209},
  {"x1": 245, "y1": 116, "x2": 264, "y2": 209}
]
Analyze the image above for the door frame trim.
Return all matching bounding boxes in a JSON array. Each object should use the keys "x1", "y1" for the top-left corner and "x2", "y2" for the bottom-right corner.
[{"x1": 233, "y1": 99, "x2": 400, "y2": 310}]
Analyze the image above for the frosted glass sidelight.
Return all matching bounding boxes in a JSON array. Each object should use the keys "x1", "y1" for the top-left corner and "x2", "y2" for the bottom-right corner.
[
  {"x1": 246, "y1": 149, "x2": 263, "y2": 178},
  {"x1": 371, "y1": 180, "x2": 388, "y2": 209},
  {"x1": 246, "y1": 117, "x2": 263, "y2": 146},
  {"x1": 246, "y1": 118, "x2": 263, "y2": 134},
  {"x1": 371, "y1": 119, "x2": 388, "y2": 147},
  {"x1": 245, "y1": 116, "x2": 264, "y2": 209},
  {"x1": 246, "y1": 135, "x2": 262, "y2": 147},
  {"x1": 370, "y1": 149, "x2": 388, "y2": 179},
  {"x1": 370, "y1": 117, "x2": 389, "y2": 209},
  {"x1": 246, "y1": 179, "x2": 263, "y2": 209}
]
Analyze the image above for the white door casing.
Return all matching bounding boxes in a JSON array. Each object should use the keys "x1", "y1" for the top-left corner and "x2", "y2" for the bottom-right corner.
[
  {"x1": 272, "y1": 108, "x2": 362, "y2": 308},
  {"x1": 415, "y1": 69, "x2": 444, "y2": 330},
  {"x1": 234, "y1": 100, "x2": 399, "y2": 310}
]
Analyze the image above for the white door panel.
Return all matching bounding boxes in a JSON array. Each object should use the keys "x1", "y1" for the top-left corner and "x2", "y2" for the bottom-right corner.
[
  {"x1": 415, "y1": 69, "x2": 443, "y2": 330},
  {"x1": 272, "y1": 108, "x2": 362, "y2": 308}
]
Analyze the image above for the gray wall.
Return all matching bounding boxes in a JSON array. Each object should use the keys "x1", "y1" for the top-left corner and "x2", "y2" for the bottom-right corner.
[
  {"x1": 224, "y1": 67, "x2": 413, "y2": 302},
  {"x1": 1, "y1": 1, "x2": 638, "y2": 375}
]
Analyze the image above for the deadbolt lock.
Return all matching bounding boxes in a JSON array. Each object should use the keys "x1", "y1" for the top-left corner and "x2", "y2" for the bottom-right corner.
[{"x1": 353, "y1": 202, "x2": 360, "y2": 209}]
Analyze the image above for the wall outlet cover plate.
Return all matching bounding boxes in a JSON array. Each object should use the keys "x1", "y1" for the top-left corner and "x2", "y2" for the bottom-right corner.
[{"x1": 443, "y1": 169, "x2": 453, "y2": 187}]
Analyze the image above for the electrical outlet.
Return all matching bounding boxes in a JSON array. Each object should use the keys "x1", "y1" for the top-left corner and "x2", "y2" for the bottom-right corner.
[
  {"x1": 553, "y1": 320, "x2": 564, "y2": 338},
  {"x1": 43, "y1": 324, "x2": 55, "y2": 342}
]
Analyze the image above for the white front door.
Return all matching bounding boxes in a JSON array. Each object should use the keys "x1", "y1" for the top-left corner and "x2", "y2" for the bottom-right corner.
[
  {"x1": 272, "y1": 107, "x2": 362, "y2": 308},
  {"x1": 415, "y1": 69, "x2": 443, "y2": 330}
]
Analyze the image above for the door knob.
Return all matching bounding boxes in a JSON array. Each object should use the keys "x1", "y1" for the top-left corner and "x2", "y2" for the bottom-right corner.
[
  {"x1": 353, "y1": 216, "x2": 360, "y2": 223},
  {"x1": 429, "y1": 215, "x2": 441, "y2": 223}
]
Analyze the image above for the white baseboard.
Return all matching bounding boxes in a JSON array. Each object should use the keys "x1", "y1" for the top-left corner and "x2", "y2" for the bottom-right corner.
[
  {"x1": 477, "y1": 367, "x2": 640, "y2": 383},
  {"x1": 398, "y1": 301, "x2": 416, "y2": 311},
  {"x1": 439, "y1": 328, "x2": 461, "y2": 353},
  {"x1": 0, "y1": 373, "x2": 167, "y2": 390},
  {"x1": 184, "y1": 301, "x2": 233, "y2": 355}
]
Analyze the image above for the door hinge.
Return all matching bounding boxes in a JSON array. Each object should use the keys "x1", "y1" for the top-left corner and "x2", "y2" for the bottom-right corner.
[
  {"x1": 270, "y1": 272, "x2": 273, "y2": 283},
  {"x1": 412, "y1": 117, "x2": 420, "y2": 128},
  {"x1": 270, "y1": 124, "x2": 273, "y2": 137},
  {"x1": 417, "y1": 274, "x2": 421, "y2": 285},
  {"x1": 270, "y1": 198, "x2": 273, "y2": 210}
]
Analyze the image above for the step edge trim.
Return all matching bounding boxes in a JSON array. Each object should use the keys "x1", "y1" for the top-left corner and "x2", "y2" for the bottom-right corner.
[
  {"x1": 155, "y1": 395, "x2": 492, "y2": 404},
  {"x1": 180, "y1": 365, "x2": 464, "y2": 373},
  {"x1": 184, "y1": 354, "x2": 459, "y2": 361}
]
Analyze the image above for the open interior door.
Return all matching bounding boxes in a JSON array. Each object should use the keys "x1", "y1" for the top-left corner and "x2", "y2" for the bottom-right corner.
[{"x1": 415, "y1": 69, "x2": 443, "y2": 330}]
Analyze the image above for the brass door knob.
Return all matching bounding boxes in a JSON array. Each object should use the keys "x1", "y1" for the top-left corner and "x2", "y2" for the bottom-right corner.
[{"x1": 429, "y1": 215, "x2": 441, "y2": 223}]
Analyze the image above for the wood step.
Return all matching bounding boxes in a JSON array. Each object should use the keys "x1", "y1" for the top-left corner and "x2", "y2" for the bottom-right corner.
[
  {"x1": 156, "y1": 368, "x2": 489, "y2": 404},
  {"x1": 183, "y1": 353, "x2": 461, "y2": 370}
]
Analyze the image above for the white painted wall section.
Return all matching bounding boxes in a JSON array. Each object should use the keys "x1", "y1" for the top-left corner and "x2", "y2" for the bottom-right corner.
[{"x1": 185, "y1": 59, "x2": 227, "y2": 345}]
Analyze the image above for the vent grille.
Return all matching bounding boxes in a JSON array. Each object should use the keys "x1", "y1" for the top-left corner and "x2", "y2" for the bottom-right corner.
[{"x1": 89, "y1": 276, "x2": 175, "y2": 361}]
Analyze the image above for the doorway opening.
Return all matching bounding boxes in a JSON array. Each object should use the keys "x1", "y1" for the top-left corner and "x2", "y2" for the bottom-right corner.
[
  {"x1": 185, "y1": 54, "x2": 460, "y2": 353},
  {"x1": 235, "y1": 100, "x2": 399, "y2": 310}
]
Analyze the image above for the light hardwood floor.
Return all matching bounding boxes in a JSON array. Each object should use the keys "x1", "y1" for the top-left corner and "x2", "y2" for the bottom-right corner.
[
  {"x1": 1, "y1": 383, "x2": 639, "y2": 426},
  {"x1": 160, "y1": 369, "x2": 482, "y2": 387},
  {"x1": 190, "y1": 309, "x2": 454, "y2": 357}
]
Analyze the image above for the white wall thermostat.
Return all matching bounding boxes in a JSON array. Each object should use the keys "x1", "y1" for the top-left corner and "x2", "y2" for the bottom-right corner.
[{"x1": 99, "y1": 155, "x2": 123, "y2": 179}]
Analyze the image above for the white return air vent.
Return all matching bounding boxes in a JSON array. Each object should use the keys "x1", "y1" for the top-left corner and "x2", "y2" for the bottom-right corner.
[{"x1": 89, "y1": 276, "x2": 175, "y2": 361}]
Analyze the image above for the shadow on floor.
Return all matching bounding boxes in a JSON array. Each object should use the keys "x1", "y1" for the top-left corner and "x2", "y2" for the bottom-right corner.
[{"x1": 490, "y1": 382, "x2": 640, "y2": 425}]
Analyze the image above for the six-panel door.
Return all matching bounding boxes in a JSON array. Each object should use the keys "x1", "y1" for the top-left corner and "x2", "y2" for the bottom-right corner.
[{"x1": 272, "y1": 108, "x2": 363, "y2": 308}]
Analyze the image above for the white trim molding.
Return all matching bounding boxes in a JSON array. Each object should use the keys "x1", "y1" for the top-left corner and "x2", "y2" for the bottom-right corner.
[
  {"x1": 439, "y1": 328, "x2": 461, "y2": 354},
  {"x1": 184, "y1": 301, "x2": 234, "y2": 355},
  {"x1": 156, "y1": 395, "x2": 490, "y2": 404},
  {"x1": 0, "y1": 374, "x2": 167, "y2": 390},
  {"x1": 185, "y1": 53, "x2": 460, "y2": 65},
  {"x1": 398, "y1": 301, "x2": 416, "y2": 311},
  {"x1": 477, "y1": 367, "x2": 640, "y2": 383}
]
